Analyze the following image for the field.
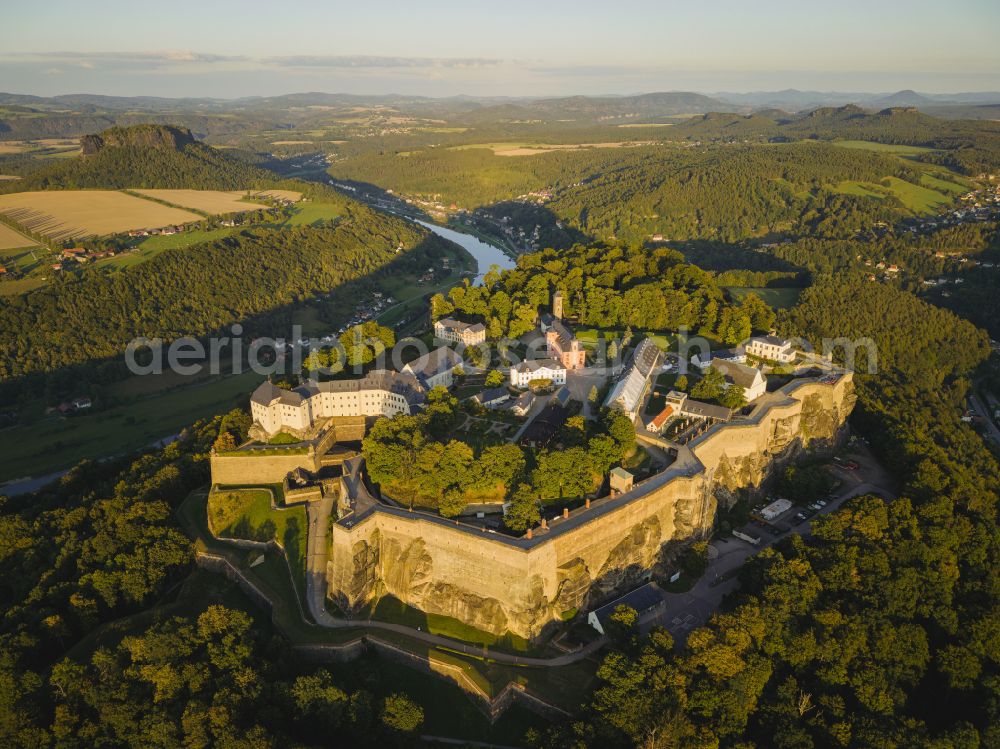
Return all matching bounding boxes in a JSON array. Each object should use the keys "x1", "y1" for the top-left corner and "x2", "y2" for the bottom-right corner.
[
  {"x1": 0, "y1": 190, "x2": 200, "y2": 241},
  {"x1": 724, "y1": 286, "x2": 802, "y2": 309},
  {"x1": 0, "y1": 223, "x2": 37, "y2": 250},
  {"x1": 0, "y1": 370, "x2": 263, "y2": 483},
  {"x1": 254, "y1": 189, "x2": 302, "y2": 201},
  {"x1": 279, "y1": 201, "x2": 342, "y2": 226},
  {"x1": 133, "y1": 189, "x2": 267, "y2": 214},
  {"x1": 450, "y1": 141, "x2": 656, "y2": 157},
  {"x1": 832, "y1": 176, "x2": 959, "y2": 214}
]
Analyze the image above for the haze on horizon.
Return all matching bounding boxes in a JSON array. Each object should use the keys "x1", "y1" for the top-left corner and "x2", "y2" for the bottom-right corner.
[{"x1": 1, "y1": 0, "x2": 998, "y2": 99}]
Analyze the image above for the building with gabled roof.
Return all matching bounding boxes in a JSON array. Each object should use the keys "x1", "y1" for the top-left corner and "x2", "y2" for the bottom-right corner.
[
  {"x1": 603, "y1": 338, "x2": 662, "y2": 420},
  {"x1": 712, "y1": 358, "x2": 767, "y2": 402},
  {"x1": 402, "y1": 346, "x2": 463, "y2": 389},
  {"x1": 434, "y1": 317, "x2": 487, "y2": 346},
  {"x1": 510, "y1": 358, "x2": 567, "y2": 388},
  {"x1": 250, "y1": 370, "x2": 426, "y2": 437},
  {"x1": 746, "y1": 335, "x2": 795, "y2": 363}
]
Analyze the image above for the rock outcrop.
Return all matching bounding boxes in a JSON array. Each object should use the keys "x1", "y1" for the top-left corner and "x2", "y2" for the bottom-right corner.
[{"x1": 327, "y1": 373, "x2": 855, "y2": 640}]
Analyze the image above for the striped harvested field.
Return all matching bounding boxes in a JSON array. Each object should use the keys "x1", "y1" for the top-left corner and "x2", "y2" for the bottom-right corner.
[
  {"x1": 0, "y1": 190, "x2": 200, "y2": 241},
  {"x1": 133, "y1": 189, "x2": 268, "y2": 214}
]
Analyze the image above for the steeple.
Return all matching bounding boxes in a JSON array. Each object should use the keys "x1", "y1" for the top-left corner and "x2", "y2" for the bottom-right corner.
[{"x1": 552, "y1": 289, "x2": 563, "y2": 320}]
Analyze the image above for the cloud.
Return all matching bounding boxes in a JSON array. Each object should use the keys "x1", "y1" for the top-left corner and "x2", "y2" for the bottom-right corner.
[
  {"x1": 0, "y1": 51, "x2": 249, "y2": 70},
  {"x1": 264, "y1": 55, "x2": 504, "y2": 70}
]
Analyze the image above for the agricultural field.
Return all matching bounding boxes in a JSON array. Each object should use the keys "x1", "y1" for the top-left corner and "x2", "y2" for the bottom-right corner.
[
  {"x1": 0, "y1": 190, "x2": 200, "y2": 241},
  {"x1": 449, "y1": 140, "x2": 656, "y2": 157},
  {"x1": 254, "y1": 189, "x2": 302, "y2": 201},
  {"x1": 97, "y1": 227, "x2": 238, "y2": 269},
  {"x1": 0, "y1": 222, "x2": 37, "y2": 250},
  {"x1": 279, "y1": 201, "x2": 342, "y2": 226},
  {"x1": 0, "y1": 369, "x2": 263, "y2": 483},
  {"x1": 132, "y1": 189, "x2": 267, "y2": 214},
  {"x1": 832, "y1": 176, "x2": 960, "y2": 214}
]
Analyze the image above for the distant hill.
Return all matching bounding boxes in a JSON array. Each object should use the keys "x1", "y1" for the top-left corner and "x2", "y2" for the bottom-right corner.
[{"x1": 1, "y1": 125, "x2": 277, "y2": 192}]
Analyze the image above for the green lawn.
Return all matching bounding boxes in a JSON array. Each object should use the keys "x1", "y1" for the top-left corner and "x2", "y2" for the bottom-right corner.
[
  {"x1": 724, "y1": 286, "x2": 802, "y2": 309},
  {"x1": 279, "y1": 202, "x2": 343, "y2": 227},
  {"x1": 370, "y1": 595, "x2": 533, "y2": 654},
  {"x1": 97, "y1": 228, "x2": 237, "y2": 270},
  {"x1": 207, "y1": 487, "x2": 308, "y2": 599},
  {"x1": 832, "y1": 174, "x2": 960, "y2": 215},
  {"x1": 0, "y1": 370, "x2": 262, "y2": 483}
]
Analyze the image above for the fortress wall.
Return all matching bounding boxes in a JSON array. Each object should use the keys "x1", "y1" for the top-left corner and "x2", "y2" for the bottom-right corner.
[
  {"x1": 210, "y1": 451, "x2": 319, "y2": 486},
  {"x1": 328, "y1": 374, "x2": 855, "y2": 640}
]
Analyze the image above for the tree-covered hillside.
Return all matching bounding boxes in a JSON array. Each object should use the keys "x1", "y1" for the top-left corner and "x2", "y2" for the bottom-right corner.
[
  {"x1": 0, "y1": 125, "x2": 277, "y2": 192},
  {"x1": 0, "y1": 210, "x2": 444, "y2": 382}
]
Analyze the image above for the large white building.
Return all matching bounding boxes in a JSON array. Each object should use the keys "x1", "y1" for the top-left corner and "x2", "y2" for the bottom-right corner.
[
  {"x1": 746, "y1": 335, "x2": 796, "y2": 364},
  {"x1": 434, "y1": 318, "x2": 487, "y2": 346},
  {"x1": 509, "y1": 358, "x2": 567, "y2": 388},
  {"x1": 250, "y1": 370, "x2": 426, "y2": 437},
  {"x1": 402, "y1": 346, "x2": 463, "y2": 390}
]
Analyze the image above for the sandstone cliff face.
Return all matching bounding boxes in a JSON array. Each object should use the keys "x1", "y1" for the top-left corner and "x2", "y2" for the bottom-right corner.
[
  {"x1": 327, "y1": 375, "x2": 855, "y2": 640},
  {"x1": 81, "y1": 125, "x2": 196, "y2": 155}
]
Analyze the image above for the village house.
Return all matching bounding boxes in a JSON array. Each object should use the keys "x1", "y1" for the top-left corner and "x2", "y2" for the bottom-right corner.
[
  {"x1": 402, "y1": 346, "x2": 463, "y2": 390},
  {"x1": 433, "y1": 317, "x2": 487, "y2": 346},
  {"x1": 712, "y1": 358, "x2": 768, "y2": 402},
  {"x1": 471, "y1": 387, "x2": 511, "y2": 409},
  {"x1": 510, "y1": 391, "x2": 536, "y2": 416},
  {"x1": 645, "y1": 404, "x2": 675, "y2": 433},
  {"x1": 692, "y1": 347, "x2": 745, "y2": 371}
]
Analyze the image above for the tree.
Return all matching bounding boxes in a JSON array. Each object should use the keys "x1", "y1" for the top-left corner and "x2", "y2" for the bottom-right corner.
[
  {"x1": 429, "y1": 292, "x2": 453, "y2": 321},
  {"x1": 504, "y1": 485, "x2": 540, "y2": 532},
  {"x1": 588, "y1": 434, "x2": 620, "y2": 474},
  {"x1": 212, "y1": 431, "x2": 237, "y2": 453},
  {"x1": 740, "y1": 292, "x2": 776, "y2": 332},
  {"x1": 381, "y1": 693, "x2": 423, "y2": 733},
  {"x1": 604, "y1": 409, "x2": 636, "y2": 459},
  {"x1": 691, "y1": 367, "x2": 725, "y2": 401},
  {"x1": 588, "y1": 385, "x2": 599, "y2": 404},
  {"x1": 719, "y1": 385, "x2": 748, "y2": 409},
  {"x1": 438, "y1": 487, "x2": 467, "y2": 518},
  {"x1": 485, "y1": 369, "x2": 505, "y2": 387},
  {"x1": 674, "y1": 374, "x2": 689, "y2": 391}
]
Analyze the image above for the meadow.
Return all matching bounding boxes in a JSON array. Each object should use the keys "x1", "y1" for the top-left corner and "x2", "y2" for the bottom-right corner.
[
  {"x1": 724, "y1": 286, "x2": 802, "y2": 309},
  {"x1": 0, "y1": 370, "x2": 263, "y2": 483},
  {"x1": 0, "y1": 190, "x2": 200, "y2": 241}
]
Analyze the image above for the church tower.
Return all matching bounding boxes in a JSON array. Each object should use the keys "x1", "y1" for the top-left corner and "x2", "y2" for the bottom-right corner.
[{"x1": 552, "y1": 290, "x2": 563, "y2": 320}]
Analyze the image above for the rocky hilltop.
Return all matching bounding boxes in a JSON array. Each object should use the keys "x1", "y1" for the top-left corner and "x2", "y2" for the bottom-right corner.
[{"x1": 80, "y1": 124, "x2": 196, "y2": 155}]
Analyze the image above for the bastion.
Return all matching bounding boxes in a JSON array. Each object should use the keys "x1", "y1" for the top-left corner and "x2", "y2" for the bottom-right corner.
[{"x1": 327, "y1": 372, "x2": 856, "y2": 641}]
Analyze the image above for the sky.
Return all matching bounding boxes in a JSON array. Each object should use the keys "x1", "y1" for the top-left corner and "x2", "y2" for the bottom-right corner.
[{"x1": 1, "y1": 0, "x2": 998, "y2": 98}]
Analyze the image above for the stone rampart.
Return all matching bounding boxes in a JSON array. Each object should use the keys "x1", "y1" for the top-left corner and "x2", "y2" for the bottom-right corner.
[{"x1": 327, "y1": 374, "x2": 855, "y2": 640}]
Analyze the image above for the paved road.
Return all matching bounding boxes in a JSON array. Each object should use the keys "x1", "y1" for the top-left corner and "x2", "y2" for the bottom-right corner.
[
  {"x1": 641, "y1": 479, "x2": 894, "y2": 639},
  {"x1": 970, "y1": 392, "x2": 1000, "y2": 444}
]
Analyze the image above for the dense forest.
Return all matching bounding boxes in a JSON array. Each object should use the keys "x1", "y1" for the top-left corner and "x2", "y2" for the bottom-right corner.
[
  {"x1": 332, "y1": 140, "x2": 950, "y2": 242},
  {"x1": 0, "y1": 412, "x2": 431, "y2": 747},
  {"x1": 0, "y1": 211, "x2": 444, "y2": 386},
  {"x1": 433, "y1": 242, "x2": 774, "y2": 342},
  {"x1": 526, "y1": 278, "x2": 1000, "y2": 747}
]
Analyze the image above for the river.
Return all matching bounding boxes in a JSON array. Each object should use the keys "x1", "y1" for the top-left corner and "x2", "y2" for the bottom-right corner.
[{"x1": 414, "y1": 220, "x2": 515, "y2": 285}]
